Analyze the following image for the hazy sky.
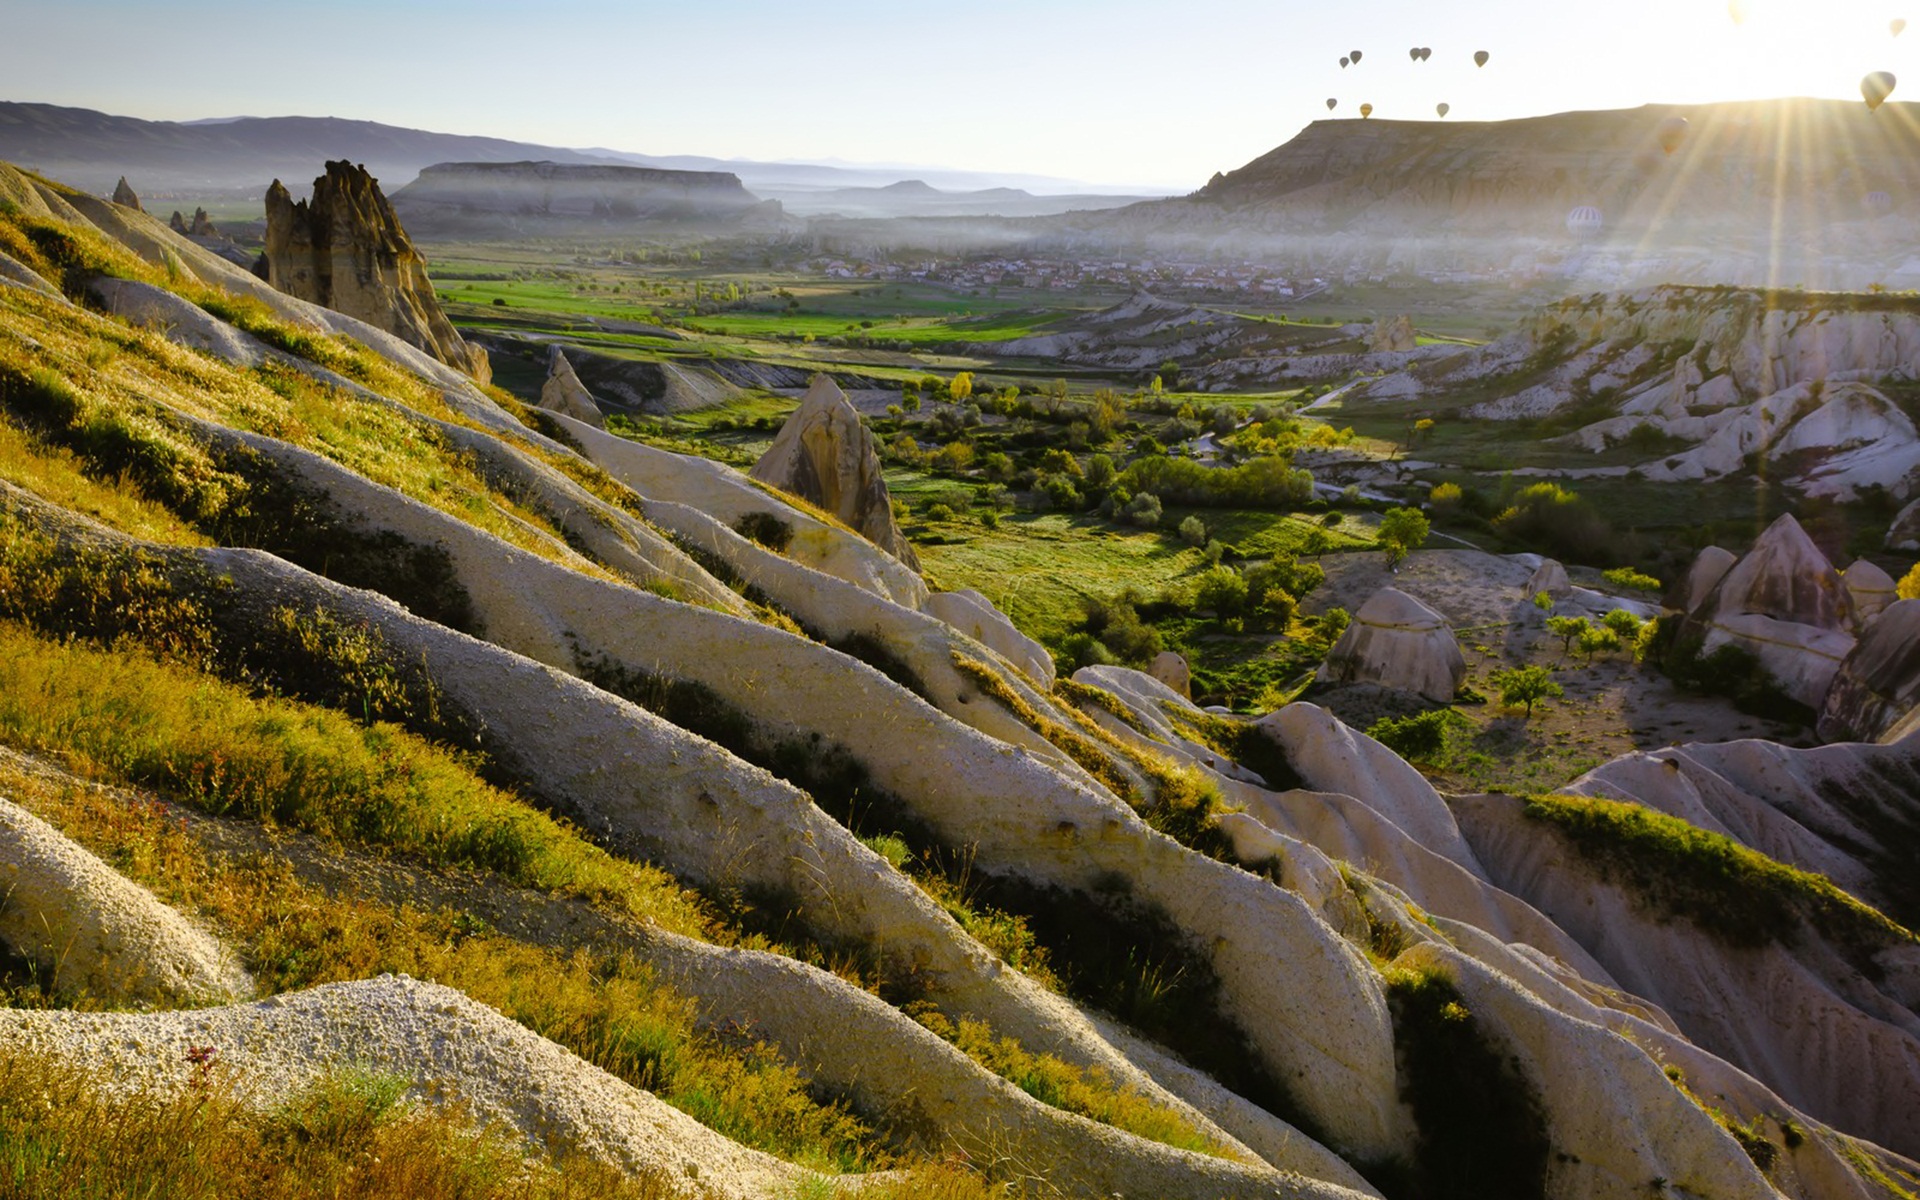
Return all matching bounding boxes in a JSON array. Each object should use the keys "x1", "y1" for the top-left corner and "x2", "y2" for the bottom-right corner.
[{"x1": 6, "y1": 0, "x2": 1917, "y2": 189}]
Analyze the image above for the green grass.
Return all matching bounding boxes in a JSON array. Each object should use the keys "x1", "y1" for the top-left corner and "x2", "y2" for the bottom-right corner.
[
  {"x1": 0, "y1": 621, "x2": 720, "y2": 939},
  {"x1": 1524, "y1": 794, "x2": 1915, "y2": 965},
  {"x1": 0, "y1": 1053, "x2": 672, "y2": 1200},
  {"x1": 1, "y1": 764, "x2": 888, "y2": 1173}
]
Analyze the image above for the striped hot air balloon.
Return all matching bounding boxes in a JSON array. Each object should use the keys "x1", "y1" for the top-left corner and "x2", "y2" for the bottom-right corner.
[{"x1": 1566, "y1": 206, "x2": 1604, "y2": 238}]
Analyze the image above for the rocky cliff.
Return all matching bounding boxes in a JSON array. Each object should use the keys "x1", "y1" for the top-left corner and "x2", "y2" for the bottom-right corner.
[
  {"x1": 261, "y1": 160, "x2": 489, "y2": 383},
  {"x1": 1363, "y1": 286, "x2": 1920, "y2": 502},
  {"x1": 390, "y1": 160, "x2": 780, "y2": 236}
]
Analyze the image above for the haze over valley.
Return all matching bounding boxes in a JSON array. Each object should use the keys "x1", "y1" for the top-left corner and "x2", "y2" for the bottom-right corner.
[{"x1": 2, "y1": 2, "x2": 1920, "y2": 1198}]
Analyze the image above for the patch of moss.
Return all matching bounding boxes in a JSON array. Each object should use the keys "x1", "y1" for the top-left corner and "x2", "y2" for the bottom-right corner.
[
  {"x1": 1383, "y1": 963, "x2": 1549, "y2": 1200},
  {"x1": 1523, "y1": 794, "x2": 1914, "y2": 970}
]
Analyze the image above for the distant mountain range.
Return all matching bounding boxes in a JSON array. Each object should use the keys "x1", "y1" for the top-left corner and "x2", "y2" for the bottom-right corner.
[{"x1": 0, "y1": 101, "x2": 1167, "y2": 215}]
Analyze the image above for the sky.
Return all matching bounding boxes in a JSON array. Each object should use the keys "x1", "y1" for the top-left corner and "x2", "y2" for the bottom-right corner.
[{"x1": 5, "y1": 0, "x2": 1919, "y2": 190}]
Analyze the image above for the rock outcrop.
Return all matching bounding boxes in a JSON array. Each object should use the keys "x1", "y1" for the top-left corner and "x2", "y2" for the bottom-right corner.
[
  {"x1": 389, "y1": 161, "x2": 781, "y2": 238},
  {"x1": 168, "y1": 207, "x2": 217, "y2": 237},
  {"x1": 1818, "y1": 598, "x2": 1920, "y2": 742},
  {"x1": 0, "y1": 792, "x2": 250, "y2": 1006},
  {"x1": 1149, "y1": 650, "x2": 1193, "y2": 698},
  {"x1": 262, "y1": 161, "x2": 490, "y2": 384},
  {"x1": 1666, "y1": 545, "x2": 1739, "y2": 613},
  {"x1": 1368, "y1": 314, "x2": 1416, "y2": 353},
  {"x1": 1524, "y1": 557, "x2": 1572, "y2": 602},
  {"x1": 1891, "y1": 498, "x2": 1920, "y2": 551},
  {"x1": 1678, "y1": 515, "x2": 1857, "y2": 707},
  {"x1": 1317, "y1": 587, "x2": 1466, "y2": 702},
  {"x1": 110, "y1": 176, "x2": 140, "y2": 210},
  {"x1": 750, "y1": 375, "x2": 920, "y2": 570},
  {"x1": 537, "y1": 347, "x2": 602, "y2": 427},
  {"x1": 922, "y1": 589, "x2": 1055, "y2": 687},
  {"x1": 1843, "y1": 560, "x2": 1898, "y2": 623}
]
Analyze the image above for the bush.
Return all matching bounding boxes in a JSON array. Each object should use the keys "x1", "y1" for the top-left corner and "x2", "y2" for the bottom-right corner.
[
  {"x1": 1193, "y1": 567, "x2": 1250, "y2": 616},
  {"x1": 1544, "y1": 615, "x2": 1590, "y2": 654},
  {"x1": 1489, "y1": 665, "x2": 1563, "y2": 716},
  {"x1": 733, "y1": 511, "x2": 794, "y2": 552},
  {"x1": 1601, "y1": 608, "x2": 1643, "y2": 638},
  {"x1": 1576, "y1": 625, "x2": 1623, "y2": 660},
  {"x1": 1602, "y1": 566, "x2": 1662, "y2": 594},
  {"x1": 1177, "y1": 515, "x2": 1208, "y2": 546},
  {"x1": 1900, "y1": 562, "x2": 1920, "y2": 601},
  {"x1": 1040, "y1": 475, "x2": 1083, "y2": 511},
  {"x1": 924, "y1": 503, "x2": 955, "y2": 523},
  {"x1": 1118, "y1": 455, "x2": 1313, "y2": 510},
  {"x1": 1121, "y1": 491, "x2": 1163, "y2": 528},
  {"x1": 1367, "y1": 709, "x2": 1469, "y2": 765},
  {"x1": 1493, "y1": 483, "x2": 1616, "y2": 564},
  {"x1": 1430, "y1": 481, "x2": 1463, "y2": 510},
  {"x1": 1085, "y1": 453, "x2": 1117, "y2": 489},
  {"x1": 1082, "y1": 595, "x2": 1162, "y2": 665}
]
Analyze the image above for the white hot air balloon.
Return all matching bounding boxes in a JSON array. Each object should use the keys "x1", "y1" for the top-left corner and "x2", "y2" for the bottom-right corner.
[
  {"x1": 1436, "y1": 102, "x2": 1450, "y2": 118},
  {"x1": 1566, "y1": 206, "x2": 1604, "y2": 238}
]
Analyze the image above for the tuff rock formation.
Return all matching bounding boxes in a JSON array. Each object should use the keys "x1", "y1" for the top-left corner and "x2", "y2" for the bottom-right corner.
[
  {"x1": 1679, "y1": 515, "x2": 1856, "y2": 707},
  {"x1": 1318, "y1": 587, "x2": 1466, "y2": 702},
  {"x1": 750, "y1": 375, "x2": 920, "y2": 570},
  {"x1": 1843, "y1": 560, "x2": 1899, "y2": 623},
  {"x1": 110, "y1": 176, "x2": 140, "y2": 211},
  {"x1": 168, "y1": 207, "x2": 217, "y2": 237},
  {"x1": 1368, "y1": 314, "x2": 1416, "y2": 353},
  {"x1": 1524, "y1": 557, "x2": 1572, "y2": 602},
  {"x1": 1818, "y1": 598, "x2": 1920, "y2": 742},
  {"x1": 1891, "y1": 497, "x2": 1920, "y2": 551},
  {"x1": 922, "y1": 589, "x2": 1055, "y2": 687},
  {"x1": 538, "y1": 347, "x2": 603, "y2": 427},
  {"x1": 1666, "y1": 545, "x2": 1738, "y2": 614},
  {"x1": 1149, "y1": 650, "x2": 1193, "y2": 698},
  {"x1": 261, "y1": 160, "x2": 490, "y2": 383}
]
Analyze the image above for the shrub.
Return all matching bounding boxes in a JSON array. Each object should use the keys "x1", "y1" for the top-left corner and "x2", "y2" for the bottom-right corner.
[
  {"x1": 1040, "y1": 475, "x2": 1082, "y2": 511},
  {"x1": 1193, "y1": 566, "x2": 1250, "y2": 616},
  {"x1": 1603, "y1": 566, "x2": 1662, "y2": 594},
  {"x1": 1121, "y1": 491, "x2": 1163, "y2": 528},
  {"x1": 933, "y1": 442, "x2": 976, "y2": 473},
  {"x1": 1900, "y1": 562, "x2": 1920, "y2": 601},
  {"x1": 1085, "y1": 453, "x2": 1117, "y2": 489},
  {"x1": 924, "y1": 503, "x2": 955, "y2": 523},
  {"x1": 1319, "y1": 606, "x2": 1352, "y2": 642},
  {"x1": 733, "y1": 511, "x2": 794, "y2": 552},
  {"x1": 1177, "y1": 515, "x2": 1208, "y2": 546},
  {"x1": 1493, "y1": 483, "x2": 1615, "y2": 564},
  {"x1": 1367, "y1": 709, "x2": 1470, "y2": 764},
  {"x1": 1489, "y1": 665, "x2": 1563, "y2": 716},
  {"x1": 1576, "y1": 625, "x2": 1623, "y2": 660},
  {"x1": 1118, "y1": 455, "x2": 1313, "y2": 509},
  {"x1": 1601, "y1": 608, "x2": 1643, "y2": 639},
  {"x1": 1430, "y1": 481, "x2": 1463, "y2": 510},
  {"x1": 1531, "y1": 591, "x2": 1555, "y2": 612}
]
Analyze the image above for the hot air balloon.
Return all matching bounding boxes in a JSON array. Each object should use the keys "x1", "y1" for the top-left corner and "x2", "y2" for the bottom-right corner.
[
  {"x1": 1867, "y1": 190, "x2": 1894, "y2": 214},
  {"x1": 1350, "y1": 50, "x2": 1364, "y2": 64},
  {"x1": 1863, "y1": 71, "x2": 1898, "y2": 111},
  {"x1": 1474, "y1": 50, "x2": 1490, "y2": 67},
  {"x1": 1360, "y1": 103, "x2": 1374, "y2": 119},
  {"x1": 1327, "y1": 98, "x2": 1339, "y2": 111},
  {"x1": 1421, "y1": 48, "x2": 1432, "y2": 61},
  {"x1": 1340, "y1": 56, "x2": 1350, "y2": 68},
  {"x1": 1436, "y1": 103, "x2": 1450, "y2": 118},
  {"x1": 1658, "y1": 116, "x2": 1690, "y2": 155},
  {"x1": 1409, "y1": 46, "x2": 1420, "y2": 61},
  {"x1": 1895, "y1": 18, "x2": 1908, "y2": 36},
  {"x1": 1566, "y1": 206, "x2": 1604, "y2": 238}
]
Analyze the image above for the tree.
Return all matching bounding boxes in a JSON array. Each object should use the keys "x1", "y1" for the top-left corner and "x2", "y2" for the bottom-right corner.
[
  {"x1": 1178, "y1": 515, "x2": 1209, "y2": 546},
  {"x1": 1303, "y1": 529, "x2": 1333, "y2": 560},
  {"x1": 1899, "y1": 562, "x2": 1920, "y2": 600},
  {"x1": 1194, "y1": 566, "x2": 1250, "y2": 615},
  {"x1": 1121, "y1": 492, "x2": 1163, "y2": 528},
  {"x1": 1085, "y1": 453, "x2": 1117, "y2": 489},
  {"x1": 1601, "y1": 608, "x2": 1643, "y2": 639},
  {"x1": 1576, "y1": 625, "x2": 1623, "y2": 661},
  {"x1": 1544, "y1": 615, "x2": 1590, "y2": 655},
  {"x1": 1490, "y1": 665, "x2": 1564, "y2": 717},
  {"x1": 947, "y1": 372, "x2": 975, "y2": 403},
  {"x1": 1377, "y1": 507, "x2": 1430, "y2": 568}
]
